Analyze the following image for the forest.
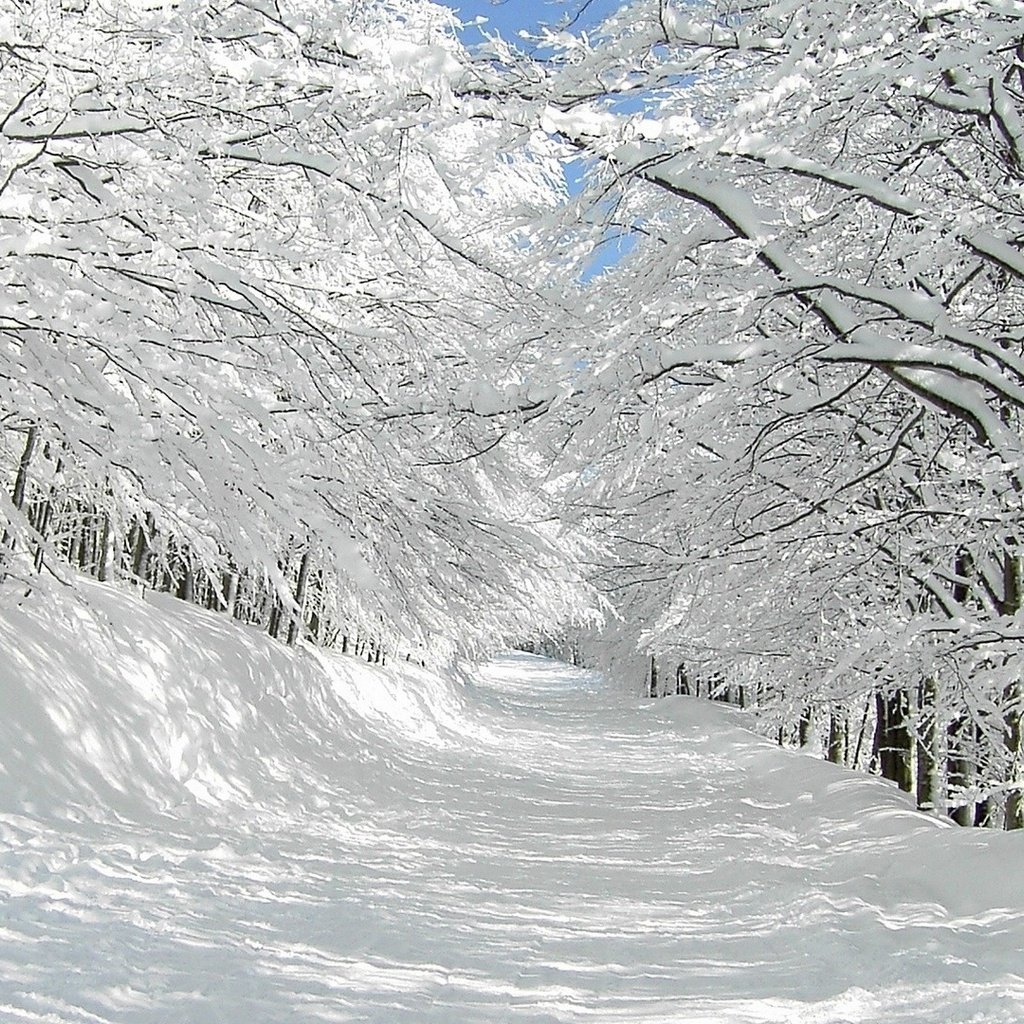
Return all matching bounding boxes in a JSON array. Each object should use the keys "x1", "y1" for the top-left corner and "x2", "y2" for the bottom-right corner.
[{"x1": 3, "y1": 0, "x2": 1024, "y2": 830}]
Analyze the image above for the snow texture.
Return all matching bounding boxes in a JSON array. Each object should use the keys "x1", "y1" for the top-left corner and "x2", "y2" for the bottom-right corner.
[{"x1": 0, "y1": 581, "x2": 1022, "y2": 1022}]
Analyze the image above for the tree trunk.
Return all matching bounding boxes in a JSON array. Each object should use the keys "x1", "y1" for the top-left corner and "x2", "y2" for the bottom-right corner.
[
  {"x1": 975, "y1": 796, "x2": 996, "y2": 828},
  {"x1": 10, "y1": 425, "x2": 37, "y2": 513},
  {"x1": 798, "y1": 706, "x2": 813, "y2": 748},
  {"x1": 827, "y1": 712, "x2": 845, "y2": 765},
  {"x1": 947, "y1": 717, "x2": 975, "y2": 826},
  {"x1": 876, "y1": 689, "x2": 914, "y2": 793},
  {"x1": 66, "y1": 517, "x2": 82, "y2": 570},
  {"x1": 3, "y1": 425, "x2": 38, "y2": 567},
  {"x1": 96, "y1": 513, "x2": 115, "y2": 582},
  {"x1": 675, "y1": 663, "x2": 689, "y2": 695},
  {"x1": 31, "y1": 454, "x2": 63, "y2": 573},
  {"x1": 851, "y1": 697, "x2": 871, "y2": 770},
  {"x1": 1004, "y1": 682, "x2": 1023, "y2": 830},
  {"x1": 267, "y1": 599, "x2": 282, "y2": 640},
  {"x1": 176, "y1": 557, "x2": 194, "y2": 603},
  {"x1": 1000, "y1": 551, "x2": 1022, "y2": 829},
  {"x1": 223, "y1": 570, "x2": 238, "y2": 618},
  {"x1": 287, "y1": 547, "x2": 313, "y2": 647},
  {"x1": 916, "y1": 678, "x2": 942, "y2": 815}
]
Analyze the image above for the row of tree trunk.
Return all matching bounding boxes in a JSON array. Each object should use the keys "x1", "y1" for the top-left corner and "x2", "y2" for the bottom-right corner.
[
  {"x1": 1, "y1": 426, "x2": 394, "y2": 665},
  {"x1": 647, "y1": 655, "x2": 1023, "y2": 830}
]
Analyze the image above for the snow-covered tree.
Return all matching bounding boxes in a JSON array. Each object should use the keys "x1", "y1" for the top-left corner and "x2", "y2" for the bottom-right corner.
[
  {"x1": 0, "y1": 0, "x2": 592, "y2": 658},
  {"x1": 480, "y1": 0, "x2": 1024, "y2": 825}
]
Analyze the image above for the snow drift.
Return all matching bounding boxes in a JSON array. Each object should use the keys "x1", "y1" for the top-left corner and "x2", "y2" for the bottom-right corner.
[
  {"x1": 0, "y1": 580, "x2": 1022, "y2": 1023},
  {"x1": 0, "y1": 579, "x2": 481, "y2": 823}
]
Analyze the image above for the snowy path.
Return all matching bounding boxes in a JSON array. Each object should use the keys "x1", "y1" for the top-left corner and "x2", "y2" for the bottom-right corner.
[{"x1": 1, "y1": 630, "x2": 1023, "y2": 1023}]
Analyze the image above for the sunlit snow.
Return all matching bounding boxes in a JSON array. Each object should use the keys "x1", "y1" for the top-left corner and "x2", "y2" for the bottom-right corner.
[{"x1": 0, "y1": 583, "x2": 1021, "y2": 1023}]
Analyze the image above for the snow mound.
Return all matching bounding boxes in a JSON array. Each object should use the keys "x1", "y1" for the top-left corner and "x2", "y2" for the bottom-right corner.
[
  {"x1": 0, "y1": 580, "x2": 484, "y2": 823},
  {"x1": 645, "y1": 694, "x2": 1024, "y2": 925}
]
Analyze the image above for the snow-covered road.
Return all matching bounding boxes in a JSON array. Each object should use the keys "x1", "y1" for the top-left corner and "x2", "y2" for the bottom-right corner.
[{"x1": 1, "y1": 589, "x2": 1022, "y2": 1023}]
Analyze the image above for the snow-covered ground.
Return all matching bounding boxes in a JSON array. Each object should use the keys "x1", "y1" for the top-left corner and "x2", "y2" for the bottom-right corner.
[{"x1": 0, "y1": 582, "x2": 1022, "y2": 1023}]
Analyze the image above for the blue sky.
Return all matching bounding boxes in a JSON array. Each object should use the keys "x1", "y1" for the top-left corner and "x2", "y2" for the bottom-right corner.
[
  {"x1": 448, "y1": 1, "x2": 624, "y2": 47},
  {"x1": 447, "y1": 0, "x2": 639, "y2": 280}
]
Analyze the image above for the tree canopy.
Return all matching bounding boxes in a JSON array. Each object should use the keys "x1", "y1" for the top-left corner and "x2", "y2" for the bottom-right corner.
[{"x1": 2, "y1": 0, "x2": 1023, "y2": 825}]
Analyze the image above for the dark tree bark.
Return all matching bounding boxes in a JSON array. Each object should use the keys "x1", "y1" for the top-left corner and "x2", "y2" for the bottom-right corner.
[
  {"x1": 287, "y1": 547, "x2": 313, "y2": 646},
  {"x1": 267, "y1": 600, "x2": 282, "y2": 639},
  {"x1": 10, "y1": 425, "x2": 37, "y2": 513},
  {"x1": 916, "y1": 678, "x2": 939, "y2": 813},
  {"x1": 675, "y1": 663, "x2": 690, "y2": 695},
  {"x1": 1000, "y1": 552, "x2": 1023, "y2": 829},
  {"x1": 96, "y1": 514, "x2": 113, "y2": 582},
  {"x1": 876, "y1": 689, "x2": 914, "y2": 793},
  {"x1": 827, "y1": 713, "x2": 845, "y2": 765},
  {"x1": 1005, "y1": 693, "x2": 1023, "y2": 830},
  {"x1": 947, "y1": 717, "x2": 975, "y2": 826},
  {"x1": 798, "y1": 707, "x2": 813, "y2": 748},
  {"x1": 223, "y1": 570, "x2": 239, "y2": 617}
]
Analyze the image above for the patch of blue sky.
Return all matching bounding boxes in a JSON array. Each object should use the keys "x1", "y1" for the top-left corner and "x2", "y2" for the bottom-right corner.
[
  {"x1": 447, "y1": 0, "x2": 650, "y2": 282},
  {"x1": 581, "y1": 227, "x2": 638, "y2": 281},
  {"x1": 559, "y1": 157, "x2": 640, "y2": 280},
  {"x1": 448, "y1": 1, "x2": 626, "y2": 49},
  {"x1": 563, "y1": 156, "x2": 589, "y2": 196}
]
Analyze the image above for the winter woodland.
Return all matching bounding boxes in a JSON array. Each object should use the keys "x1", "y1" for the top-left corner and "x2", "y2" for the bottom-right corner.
[{"x1": 3, "y1": 0, "x2": 1024, "y2": 828}]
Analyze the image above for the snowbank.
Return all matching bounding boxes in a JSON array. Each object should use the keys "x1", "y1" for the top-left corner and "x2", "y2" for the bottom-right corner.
[
  {"x1": 647, "y1": 694, "x2": 1024, "y2": 927},
  {"x1": 0, "y1": 579, "x2": 482, "y2": 823}
]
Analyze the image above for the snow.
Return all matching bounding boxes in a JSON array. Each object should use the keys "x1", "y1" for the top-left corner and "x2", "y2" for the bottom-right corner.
[
  {"x1": 541, "y1": 105, "x2": 622, "y2": 143},
  {"x1": 1, "y1": 581, "x2": 1022, "y2": 1022}
]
